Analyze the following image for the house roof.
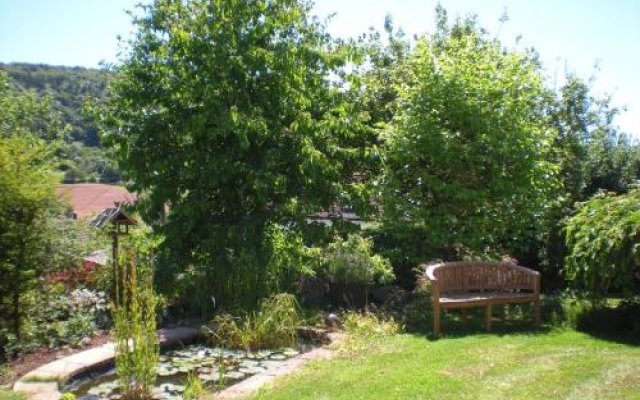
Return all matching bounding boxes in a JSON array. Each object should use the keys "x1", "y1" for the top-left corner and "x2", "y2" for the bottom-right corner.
[{"x1": 57, "y1": 183, "x2": 137, "y2": 219}]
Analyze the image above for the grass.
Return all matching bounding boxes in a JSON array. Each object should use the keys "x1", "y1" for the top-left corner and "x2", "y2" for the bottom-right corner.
[
  {"x1": 251, "y1": 328, "x2": 640, "y2": 400},
  {"x1": 0, "y1": 388, "x2": 25, "y2": 400}
]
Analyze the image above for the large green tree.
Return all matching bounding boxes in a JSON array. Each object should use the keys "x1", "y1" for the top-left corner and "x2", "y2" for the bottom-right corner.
[
  {"x1": 98, "y1": 0, "x2": 365, "y2": 310},
  {"x1": 0, "y1": 72, "x2": 78, "y2": 353},
  {"x1": 379, "y1": 10, "x2": 558, "y2": 257}
]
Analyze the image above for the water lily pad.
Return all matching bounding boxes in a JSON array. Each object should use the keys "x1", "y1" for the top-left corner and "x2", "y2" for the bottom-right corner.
[
  {"x1": 239, "y1": 366, "x2": 266, "y2": 375},
  {"x1": 198, "y1": 373, "x2": 220, "y2": 383},
  {"x1": 159, "y1": 383, "x2": 185, "y2": 393},
  {"x1": 260, "y1": 360, "x2": 284, "y2": 369},
  {"x1": 282, "y1": 348, "x2": 299, "y2": 357},
  {"x1": 151, "y1": 387, "x2": 168, "y2": 397},
  {"x1": 250, "y1": 350, "x2": 272, "y2": 360},
  {"x1": 239, "y1": 359, "x2": 260, "y2": 368},
  {"x1": 157, "y1": 368, "x2": 179, "y2": 377},
  {"x1": 269, "y1": 353, "x2": 287, "y2": 361},
  {"x1": 197, "y1": 366, "x2": 213, "y2": 374},
  {"x1": 87, "y1": 381, "x2": 118, "y2": 396},
  {"x1": 199, "y1": 360, "x2": 215, "y2": 367},
  {"x1": 223, "y1": 349, "x2": 244, "y2": 359},
  {"x1": 224, "y1": 371, "x2": 246, "y2": 380}
]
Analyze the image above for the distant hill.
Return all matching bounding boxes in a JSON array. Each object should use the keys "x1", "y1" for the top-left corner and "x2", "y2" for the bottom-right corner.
[
  {"x1": 0, "y1": 63, "x2": 121, "y2": 183},
  {"x1": 0, "y1": 63, "x2": 109, "y2": 146}
]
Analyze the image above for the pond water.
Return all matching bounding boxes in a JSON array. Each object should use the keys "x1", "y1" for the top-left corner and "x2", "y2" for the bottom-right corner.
[{"x1": 65, "y1": 343, "x2": 314, "y2": 400}]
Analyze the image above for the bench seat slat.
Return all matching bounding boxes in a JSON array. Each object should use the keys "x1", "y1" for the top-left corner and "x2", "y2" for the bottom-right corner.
[{"x1": 440, "y1": 291, "x2": 536, "y2": 307}]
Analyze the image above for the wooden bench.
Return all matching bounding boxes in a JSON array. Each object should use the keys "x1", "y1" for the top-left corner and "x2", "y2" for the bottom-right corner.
[{"x1": 422, "y1": 261, "x2": 541, "y2": 335}]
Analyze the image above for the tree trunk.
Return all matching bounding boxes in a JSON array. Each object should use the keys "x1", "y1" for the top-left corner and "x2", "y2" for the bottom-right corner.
[{"x1": 12, "y1": 289, "x2": 20, "y2": 340}]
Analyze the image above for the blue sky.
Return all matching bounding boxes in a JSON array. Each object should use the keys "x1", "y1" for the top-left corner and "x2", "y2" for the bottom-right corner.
[{"x1": 0, "y1": 0, "x2": 638, "y2": 138}]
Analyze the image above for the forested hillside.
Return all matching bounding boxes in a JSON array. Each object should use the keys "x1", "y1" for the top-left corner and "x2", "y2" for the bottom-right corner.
[{"x1": 0, "y1": 63, "x2": 121, "y2": 183}]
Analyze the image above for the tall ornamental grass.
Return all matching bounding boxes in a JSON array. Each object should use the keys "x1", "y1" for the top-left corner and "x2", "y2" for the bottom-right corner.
[{"x1": 112, "y1": 253, "x2": 158, "y2": 400}]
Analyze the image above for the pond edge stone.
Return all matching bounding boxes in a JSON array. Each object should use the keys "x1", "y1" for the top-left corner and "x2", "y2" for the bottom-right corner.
[{"x1": 13, "y1": 327, "x2": 199, "y2": 400}]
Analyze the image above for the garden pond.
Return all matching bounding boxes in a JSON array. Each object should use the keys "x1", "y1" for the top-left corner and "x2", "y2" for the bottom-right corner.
[{"x1": 64, "y1": 343, "x2": 313, "y2": 399}]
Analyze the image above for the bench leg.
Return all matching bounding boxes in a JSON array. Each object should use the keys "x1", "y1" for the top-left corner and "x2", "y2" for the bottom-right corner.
[
  {"x1": 461, "y1": 309, "x2": 469, "y2": 327},
  {"x1": 433, "y1": 304, "x2": 441, "y2": 336},
  {"x1": 533, "y1": 300, "x2": 541, "y2": 327},
  {"x1": 485, "y1": 304, "x2": 492, "y2": 332}
]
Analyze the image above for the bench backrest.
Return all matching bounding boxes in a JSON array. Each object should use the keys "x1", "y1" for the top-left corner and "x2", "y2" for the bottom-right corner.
[{"x1": 423, "y1": 261, "x2": 539, "y2": 293}]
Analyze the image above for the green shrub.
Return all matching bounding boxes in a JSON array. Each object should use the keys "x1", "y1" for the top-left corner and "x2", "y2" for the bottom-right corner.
[
  {"x1": 564, "y1": 189, "x2": 640, "y2": 300},
  {"x1": 207, "y1": 293, "x2": 302, "y2": 352},
  {"x1": 321, "y1": 234, "x2": 394, "y2": 285},
  {"x1": 401, "y1": 282, "x2": 433, "y2": 333},
  {"x1": 1, "y1": 286, "x2": 107, "y2": 359}
]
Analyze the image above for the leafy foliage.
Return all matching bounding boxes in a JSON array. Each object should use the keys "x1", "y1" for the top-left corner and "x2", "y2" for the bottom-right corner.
[
  {"x1": 0, "y1": 63, "x2": 107, "y2": 146},
  {"x1": 379, "y1": 11, "x2": 557, "y2": 255},
  {"x1": 540, "y1": 75, "x2": 640, "y2": 282},
  {"x1": 0, "y1": 286, "x2": 107, "y2": 358},
  {"x1": 0, "y1": 72, "x2": 87, "y2": 359},
  {"x1": 563, "y1": 189, "x2": 640, "y2": 299},
  {"x1": 207, "y1": 293, "x2": 302, "y2": 352},
  {"x1": 321, "y1": 234, "x2": 394, "y2": 285},
  {"x1": 57, "y1": 142, "x2": 121, "y2": 183},
  {"x1": 0, "y1": 63, "x2": 121, "y2": 183},
  {"x1": 97, "y1": 0, "x2": 367, "y2": 310}
]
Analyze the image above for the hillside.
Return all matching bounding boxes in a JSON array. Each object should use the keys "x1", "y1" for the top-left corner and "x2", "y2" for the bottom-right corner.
[
  {"x1": 0, "y1": 63, "x2": 108, "y2": 146},
  {"x1": 0, "y1": 63, "x2": 121, "y2": 183}
]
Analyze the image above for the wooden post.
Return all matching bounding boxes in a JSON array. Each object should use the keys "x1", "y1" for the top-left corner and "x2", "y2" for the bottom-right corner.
[
  {"x1": 112, "y1": 228, "x2": 119, "y2": 305},
  {"x1": 534, "y1": 300, "x2": 541, "y2": 327},
  {"x1": 431, "y1": 281, "x2": 441, "y2": 336},
  {"x1": 433, "y1": 303, "x2": 441, "y2": 336},
  {"x1": 485, "y1": 304, "x2": 492, "y2": 331},
  {"x1": 533, "y1": 273, "x2": 541, "y2": 327}
]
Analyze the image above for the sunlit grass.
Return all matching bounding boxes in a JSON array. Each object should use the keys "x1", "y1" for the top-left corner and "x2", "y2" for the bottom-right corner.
[
  {"x1": 0, "y1": 388, "x2": 25, "y2": 400},
  {"x1": 251, "y1": 329, "x2": 640, "y2": 400}
]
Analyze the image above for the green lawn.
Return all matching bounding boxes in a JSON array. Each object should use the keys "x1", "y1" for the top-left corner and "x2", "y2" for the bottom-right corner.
[
  {"x1": 251, "y1": 329, "x2": 640, "y2": 400},
  {"x1": 0, "y1": 388, "x2": 24, "y2": 400}
]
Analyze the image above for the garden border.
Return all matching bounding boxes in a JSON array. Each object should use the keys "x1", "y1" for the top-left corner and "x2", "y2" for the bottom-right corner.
[
  {"x1": 13, "y1": 327, "x2": 199, "y2": 400},
  {"x1": 13, "y1": 328, "x2": 342, "y2": 400}
]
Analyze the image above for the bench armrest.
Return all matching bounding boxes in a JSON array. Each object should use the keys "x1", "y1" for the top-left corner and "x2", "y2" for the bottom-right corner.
[
  {"x1": 424, "y1": 263, "x2": 440, "y2": 282},
  {"x1": 421, "y1": 263, "x2": 441, "y2": 301}
]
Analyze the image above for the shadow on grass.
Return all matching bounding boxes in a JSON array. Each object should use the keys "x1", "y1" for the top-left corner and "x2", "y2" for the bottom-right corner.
[
  {"x1": 574, "y1": 302, "x2": 640, "y2": 346},
  {"x1": 406, "y1": 304, "x2": 554, "y2": 341},
  {"x1": 406, "y1": 298, "x2": 640, "y2": 346}
]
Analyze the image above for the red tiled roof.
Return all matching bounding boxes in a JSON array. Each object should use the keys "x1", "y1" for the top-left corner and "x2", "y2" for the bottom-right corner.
[{"x1": 57, "y1": 183, "x2": 136, "y2": 219}]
